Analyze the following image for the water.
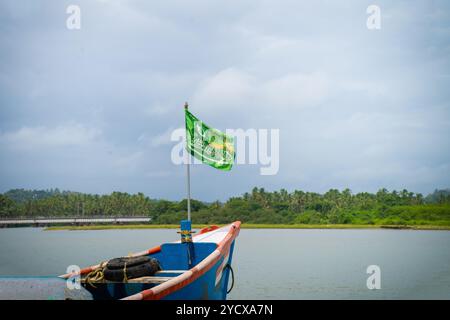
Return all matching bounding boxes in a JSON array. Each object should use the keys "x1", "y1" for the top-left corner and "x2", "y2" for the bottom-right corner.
[{"x1": 0, "y1": 228, "x2": 449, "y2": 299}]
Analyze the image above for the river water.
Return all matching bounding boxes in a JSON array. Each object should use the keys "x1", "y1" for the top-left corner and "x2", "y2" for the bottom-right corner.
[{"x1": 0, "y1": 227, "x2": 449, "y2": 299}]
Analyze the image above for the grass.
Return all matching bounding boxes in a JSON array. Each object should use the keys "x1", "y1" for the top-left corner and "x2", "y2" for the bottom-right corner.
[{"x1": 44, "y1": 223, "x2": 450, "y2": 231}]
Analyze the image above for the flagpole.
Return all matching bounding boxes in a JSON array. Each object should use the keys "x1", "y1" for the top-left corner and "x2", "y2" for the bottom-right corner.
[{"x1": 184, "y1": 102, "x2": 191, "y2": 222}]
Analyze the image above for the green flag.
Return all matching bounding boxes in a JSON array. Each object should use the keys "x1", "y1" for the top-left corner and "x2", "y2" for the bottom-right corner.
[{"x1": 185, "y1": 109, "x2": 235, "y2": 171}]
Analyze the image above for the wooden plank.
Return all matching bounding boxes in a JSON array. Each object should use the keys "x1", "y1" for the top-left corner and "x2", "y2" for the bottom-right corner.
[
  {"x1": 82, "y1": 277, "x2": 173, "y2": 284},
  {"x1": 127, "y1": 276, "x2": 173, "y2": 284},
  {"x1": 155, "y1": 270, "x2": 187, "y2": 274}
]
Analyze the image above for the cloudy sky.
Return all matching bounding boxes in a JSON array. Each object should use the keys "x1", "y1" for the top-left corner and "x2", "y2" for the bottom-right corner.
[{"x1": 0, "y1": 0, "x2": 449, "y2": 201}]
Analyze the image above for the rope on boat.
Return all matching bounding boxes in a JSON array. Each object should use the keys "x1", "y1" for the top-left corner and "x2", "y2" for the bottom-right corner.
[
  {"x1": 224, "y1": 263, "x2": 235, "y2": 294},
  {"x1": 85, "y1": 261, "x2": 108, "y2": 288},
  {"x1": 123, "y1": 262, "x2": 128, "y2": 282},
  {"x1": 85, "y1": 260, "x2": 132, "y2": 287}
]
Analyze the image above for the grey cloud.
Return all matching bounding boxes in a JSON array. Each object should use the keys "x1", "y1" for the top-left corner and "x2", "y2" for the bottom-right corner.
[{"x1": 0, "y1": 0, "x2": 449, "y2": 200}]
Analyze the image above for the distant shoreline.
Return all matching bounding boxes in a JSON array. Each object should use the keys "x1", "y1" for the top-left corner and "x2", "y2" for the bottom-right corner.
[{"x1": 44, "y1": 224, "x2": 450, "y2": 231}]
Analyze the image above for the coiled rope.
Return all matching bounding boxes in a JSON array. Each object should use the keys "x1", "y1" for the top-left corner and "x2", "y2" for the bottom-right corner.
[
  {"x1": 85, "y1": 260, "x2": 130, "y2": 287},
  {"x1": 85, "y1": 261, "x2": 107, "y2": 288}
]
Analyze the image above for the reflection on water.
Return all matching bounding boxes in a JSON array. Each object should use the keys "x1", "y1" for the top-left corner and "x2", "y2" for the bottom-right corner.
[{"x1": 0, "y1": 227, "x2": 449, "y2": 299}]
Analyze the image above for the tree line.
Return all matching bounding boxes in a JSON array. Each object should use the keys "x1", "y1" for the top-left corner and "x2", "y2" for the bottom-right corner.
[{"x1": 1, "y1": 188, "x2": 450, "y2": 226}]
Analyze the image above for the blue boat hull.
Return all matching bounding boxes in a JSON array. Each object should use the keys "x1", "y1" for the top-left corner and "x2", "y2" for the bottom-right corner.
[{"x1": 162, "y1": 240, "x2": 236, "y2": 300}]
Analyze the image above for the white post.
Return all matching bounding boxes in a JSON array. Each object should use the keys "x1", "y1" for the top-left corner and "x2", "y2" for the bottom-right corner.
[{"x1": 185, "y1": 102, "x2": 192, "y2": 221}]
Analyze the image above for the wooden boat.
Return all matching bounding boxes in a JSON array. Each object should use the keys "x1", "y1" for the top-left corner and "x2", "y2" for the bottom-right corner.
[{"x1": 60, "y1": 221, "x2": 241, "y2": 300}]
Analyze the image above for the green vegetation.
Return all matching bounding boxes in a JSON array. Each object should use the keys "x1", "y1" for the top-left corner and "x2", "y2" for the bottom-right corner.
[
  {"x1": 45, "y1": 224, "x2": 450, "y2": 231},
  {"x1": 2, "y1": 188, "x2": 450, "y2": 227},
  {"x1": 45, "y1": 224, "x2": 209, "y2": 231}
]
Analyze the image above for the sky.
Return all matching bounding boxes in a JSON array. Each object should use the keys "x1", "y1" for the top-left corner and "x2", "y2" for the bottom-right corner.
[{"x1": 0, "y1": 0, "x2": 449, "y2": 201}]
